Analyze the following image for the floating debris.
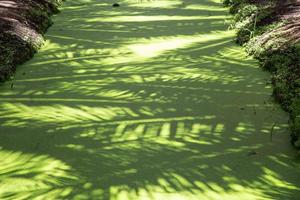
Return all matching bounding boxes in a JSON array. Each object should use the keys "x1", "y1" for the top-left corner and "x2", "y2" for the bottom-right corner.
[
  {"x1": 253, "y1": 106, "x2": 257, "y2": 115},
  {"x1": 247, "y1": 151, "x2": 257, "y2": 156},
  {"x1": 112, "y1": 3, "x2": 120, "y2": 7}
]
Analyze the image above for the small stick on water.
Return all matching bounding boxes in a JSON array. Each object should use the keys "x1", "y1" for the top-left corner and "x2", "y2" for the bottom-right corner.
[
  {"x1": 253, "y1": 106, "x2": 257, "y2": 115},
  {"x1": 10, "y1": 76, "x2": 15, "y2": 89},
  {"x1": 270, "y1": 123, "x2": 276, "y2": 141}
]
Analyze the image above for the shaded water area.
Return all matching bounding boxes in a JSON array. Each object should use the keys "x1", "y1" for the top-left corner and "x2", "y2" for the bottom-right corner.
[{"x1": 0, "y1": 0, "x2": 300, "y2": 199}]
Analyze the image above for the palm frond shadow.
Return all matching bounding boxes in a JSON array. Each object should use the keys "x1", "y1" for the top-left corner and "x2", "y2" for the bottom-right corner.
[{"x1": 0, "y1": 0, "x2": 299, "y2": 199}]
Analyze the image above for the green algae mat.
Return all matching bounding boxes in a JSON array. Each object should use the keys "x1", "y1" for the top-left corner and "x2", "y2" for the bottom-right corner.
[{"x1": 0, "y1": 0, "x2": 300, "y2": 199}]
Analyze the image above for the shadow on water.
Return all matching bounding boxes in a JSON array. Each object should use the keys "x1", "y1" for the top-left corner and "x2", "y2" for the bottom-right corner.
[{"x1": 0, "y1": 0, "x2": 300, "y2": 199}]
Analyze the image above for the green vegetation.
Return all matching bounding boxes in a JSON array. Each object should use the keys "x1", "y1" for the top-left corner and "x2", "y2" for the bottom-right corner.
[
  {"x1": 223, "y1": 0, "x2": 300, "y2": 148},
  {"x1": 0, "y1": 0, "x2": 300, "y2": 199}
]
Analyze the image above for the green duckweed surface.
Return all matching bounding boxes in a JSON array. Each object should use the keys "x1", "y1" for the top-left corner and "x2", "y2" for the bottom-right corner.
[{"x1": 0, "y1": 0, "x2": 299, "y2": 199}]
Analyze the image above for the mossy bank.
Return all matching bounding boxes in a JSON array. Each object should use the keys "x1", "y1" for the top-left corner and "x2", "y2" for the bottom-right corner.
[
  {"x1": 223, "y1": 0, "x2": 300, "y2": 148},
  {"x1": 0, "y1": 0, "x2": 62, "y2": 82}
]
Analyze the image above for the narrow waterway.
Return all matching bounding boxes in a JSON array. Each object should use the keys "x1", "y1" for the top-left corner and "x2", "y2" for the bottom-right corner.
[{"x1": 0, "y1": 0, "x2": 299, "y2": 199}]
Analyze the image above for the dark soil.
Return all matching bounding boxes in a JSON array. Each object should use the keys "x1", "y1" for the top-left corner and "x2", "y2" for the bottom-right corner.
[{"x1": 0, "y1": 0, "x2": 61, "y2": 82}]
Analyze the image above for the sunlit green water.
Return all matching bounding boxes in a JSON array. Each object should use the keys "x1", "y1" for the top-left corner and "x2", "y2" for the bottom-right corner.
[{"x1": 0, "y1": 0, "x2": 299, "y2": 199}]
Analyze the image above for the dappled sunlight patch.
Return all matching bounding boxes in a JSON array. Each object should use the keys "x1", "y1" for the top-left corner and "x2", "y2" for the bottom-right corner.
[
  {"x1": 260, "y1": 122, "x2": 288, "y2": 136},
  {"x1": 183, "y1": 136, "x2": 214, "y2": 145},
  {"x1": 85, "y1": 116, "x2": 217, "y2": 142},
  {"x1": 39, "y1": 40, "x2": 64, "y2": 52},
  {"x1": 60, "y1": 0, "x2": 102, "y2": 10},
  {"x1": 0, "y1": 103, "x2": 151, "y2": 127},
  {"x1": 63, "y1": 144, "x2": 86, "y2": 151},
  {"x1": 125, "y1": 0, "x2": 182, "y2": 9},
  {"x1": 235, "y1": 122, "x2": 255, "y2": 134},
  {"x1": 128, "y1": 32, "x2": 233, "y2": 58},
  {"x1": 259, "y1": 167, "x2": 299, "y2": 190},
  {"x1": 190, "y1": 123, "x2": 211, "y2": 134},
  {"x1": 217, "y1": 46, "x2": 260, "y2": 69},
  {"x1": 86, "y1": 15, "x2": 231, "y2": 23},
  {"x1": 0, "y1": 97, "x2": 138, "y2": 104},
  {"x1": 184, "y1": 4, "x2": 228, "y2": 11},
  {"x1": 0, "y1": 149, "x2": 76, "y2": 199},
  {"x1": 105, "y1": 180, "x2": 268, "y2": 200},
  {"x1": 268, "y1": 155, "x2": 292, "y2": 168}
]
